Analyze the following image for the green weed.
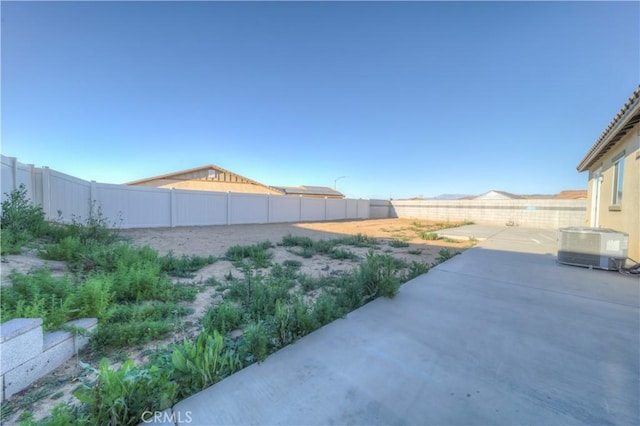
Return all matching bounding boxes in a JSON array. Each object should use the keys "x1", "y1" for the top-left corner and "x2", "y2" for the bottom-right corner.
[
  {"x1": 75, "y1": 358, "x2": 178, "y2": 426},
  {"x1": 389, "y1": 239, "x2": 410, "y2": 248},
  {"x1": 418, "y1": 231, "x2": 439, "y2": 240},
  {"x1": 240, "y1": 322, "x2": 271, "y2": 363},
  {"x1": 0, "y1": 185, "x2": 48, "y2": 254},
  {"x1": 201, "y1": 301, "x2": 243, "y2": 336},
  {"x1": 226, "y1": 241, "x2": 273, "y2": 268},
  {"x1": 436, "y1": 248, "x2": 460, "y2": 263},
  {"x1": 171, "y1": 331, "x2": 242, "y2": 399},
  {"x1": 159, "y1": 252, "x2": 217, "y2": 278}
]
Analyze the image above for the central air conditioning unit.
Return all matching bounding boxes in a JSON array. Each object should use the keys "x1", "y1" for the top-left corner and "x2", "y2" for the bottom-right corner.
[{"x1": 558, "y1": 227, "x2": 628, "y2": 270}]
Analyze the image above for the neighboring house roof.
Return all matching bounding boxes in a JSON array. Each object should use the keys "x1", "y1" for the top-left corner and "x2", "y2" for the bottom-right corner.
[
  {"x1": 272, "y1": 186, "x2": 344, "y2": 198},
  {"x1": 554, "y1": 190, "x2": 587, "y2": 200},
  {"x1": 473, "y1": 190, "x2": 524, "y2": 200},
  {"x1": 126, "y1": 164, "x2": 284, "y2": 194},
  {"x1": 577, "y1": 86, "x2": 640, "y2": 172}
]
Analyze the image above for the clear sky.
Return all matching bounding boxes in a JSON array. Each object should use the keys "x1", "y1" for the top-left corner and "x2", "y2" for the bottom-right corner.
[{"x1": 2, "y1": 1, "x2": 638, "y2": 199}]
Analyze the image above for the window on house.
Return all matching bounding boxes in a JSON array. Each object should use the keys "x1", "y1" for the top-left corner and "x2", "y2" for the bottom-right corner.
[{"x1": 612, "y1": 156, "x2": 624, "y2": 205}]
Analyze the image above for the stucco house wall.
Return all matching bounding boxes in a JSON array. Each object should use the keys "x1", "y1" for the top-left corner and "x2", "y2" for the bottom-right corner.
[
  {"x1": 584, "y1": 129, "x2": 640, "y2": 261},
  {"x1": 133, "y1": 178, "x2": 283, "y2": 194},
  {"x1": 579, "y1": 87, "x2": 640, "y2": 263}
]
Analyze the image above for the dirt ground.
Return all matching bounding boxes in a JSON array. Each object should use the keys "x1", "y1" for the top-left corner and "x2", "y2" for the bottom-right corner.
[{"x1": 1, "y1": 218, "x2": 472, "y2": 424}]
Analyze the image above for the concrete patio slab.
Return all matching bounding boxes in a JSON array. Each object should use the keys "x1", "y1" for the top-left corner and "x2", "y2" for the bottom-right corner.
[{"x1": 172, "y1": 227, "x2": 639, "y2": 425}]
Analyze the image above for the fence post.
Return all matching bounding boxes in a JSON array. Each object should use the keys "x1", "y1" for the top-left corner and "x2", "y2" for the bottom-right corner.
[
  {"x1": 267, "y1": 194, "x2": 271, "y2": 224},
  {"x1": 42, "y1": 167, "x2": 51, "y2": 219},
  {"x1": 170, "y1": 188, "x2": 176, "y2": 227},
  {"x1": 90, "y1": 181, "x2": 98, "y2": 218},
  {"x1": 299, "y1": 195, "x2": 303, "y2": 222},
  {"x1": 324, "y1": 197, "x2": 328, "y2": 221},
  {"x1": 227, "y1": 192, "x2": 231, "y2": 225},
  {"x1": 10, "y1": 157, "x2": 17, "y2": 191}
]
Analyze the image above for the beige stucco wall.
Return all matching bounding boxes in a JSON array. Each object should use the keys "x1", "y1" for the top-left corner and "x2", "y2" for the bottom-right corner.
[
  {"x1": 584, "y1": 127, "x2": 640, "y2": 262},
  {"x1": 131, "y1": 179, "x2": 282, "y2": 194}
]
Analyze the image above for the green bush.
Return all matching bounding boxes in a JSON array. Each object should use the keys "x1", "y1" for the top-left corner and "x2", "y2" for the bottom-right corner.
[
  {"x1": 328, "y1": 247, "x2": 357, "y2": 260},
  {"x1": 436, "y1": 248, "x2": 459, "y2": 263},
  {"x1": 171, "y1": 331, "x2": 242, "y2": 399},
  {"x1": 357, "y1": 250, "x2": 402, "y2": 301},
  {"x1": 68, "y1": 274, "x2": 114, "y2": 318},
  {"x1": 291, "y1": 297, "x2": 318, "y2": 337},
  {"x1": 0, "y1": 185, "x2": 48, "y2": 254},
  {"x1": 340, "y1": 233, "x2": 377, "y2": 247},
  {"x1": 273, "y1": 299, "x2": 294, "y2": 348},
  {"x1": 389, "y1": 239, "x2": 410, "y2": 248},
  {"x1": 279, "y1": 234, "x2": 314, "y2": 248},
  {"x1": 226, "y1": 241, "x2": 273, "y2": 268},
  {"x1": 240, "y1": 322, "x2": 271, "y2": 363},
  {"x1": 1, "y1": 269, "x2": 74, "y2": 330},
  {"x1": 418, "y1": 231, "x2": 439, "y2": 240},
  {"x1": 201, "y1": 301, "x2": 243, "y2": 335},
  {"x1": 312, "y1": 292, "x2": 343, "y2": 326},
  {"x1": 91, "y1": 321, "x2": 175, "y2": 348},
  {"x1": 75, "y1": 358, "x2": 177, "y2": 426},
  {"x1": 159, "y1": 252, "x2": 217, "y2": 278},
  {"x1": 406, "y1": 261, "x2": 430, "y2": 280}
]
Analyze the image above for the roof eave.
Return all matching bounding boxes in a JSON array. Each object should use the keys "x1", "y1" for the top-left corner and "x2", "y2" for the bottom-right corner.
[{"x1": 577, "y1": 89, "x2": 640, "y2": 172}]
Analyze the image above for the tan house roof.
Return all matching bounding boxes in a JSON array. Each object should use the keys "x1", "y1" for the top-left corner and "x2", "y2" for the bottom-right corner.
[
  {"x1": 127, "y1": 164, "x2": 284, "y2": 194},
  {"x1": 272, "y1": 186, "x2": 344, "y2": 198},
  {"x1": 577, "y1": 86, "x2": 640, "y2": 172},
  {"x1": 127, "y1": 165, "x2": 344, "y2": 198},
  {"x1": 554, "y1": 190, "x2": 587, "y2": 199}
]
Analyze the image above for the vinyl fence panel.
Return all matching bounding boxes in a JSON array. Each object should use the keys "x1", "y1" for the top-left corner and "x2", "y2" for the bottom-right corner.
[
  {"x1": 301, "y1": 197, "x2": 325, "y2": 222},
  {"x1": 96, "y1": 184, "x2": 171, "y2": 228},
  {"x1": 47, "y1": 169, "x2": 91, "y2": 222},
  {"x1": 357, "y1": 199, "x2": 370, "y2": 219},
  {"x1": 174, "y1": 190, "x2": 228, "y2": 226},
  {"x1": 270, "y1": 195, "x2": 302, "y2": 223},
  {"x1": 326, "y1": 198, "x2": 347, "y2": 221},
  {"x1": 229, "y1": 193, "x2": 269, "y2": 225}
]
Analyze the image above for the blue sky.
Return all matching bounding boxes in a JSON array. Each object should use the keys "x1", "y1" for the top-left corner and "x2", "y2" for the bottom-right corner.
[{"x1": 2, "y1": 1, "x2": 638, "y2": 199}]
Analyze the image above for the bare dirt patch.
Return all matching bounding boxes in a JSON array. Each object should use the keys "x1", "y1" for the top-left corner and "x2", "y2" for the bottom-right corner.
[{"x1": 1, "y1": 218, "x2": 471, "y2": 424}]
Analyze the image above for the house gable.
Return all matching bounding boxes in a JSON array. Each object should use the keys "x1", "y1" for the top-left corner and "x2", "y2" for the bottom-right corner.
[{"x1": 127, "y1": 165, "x2": 284, "y2": 195}]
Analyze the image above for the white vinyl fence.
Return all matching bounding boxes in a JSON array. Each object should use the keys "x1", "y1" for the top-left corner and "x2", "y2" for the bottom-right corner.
[{"x1": 1, "y1": 155, "x2": 369, "y2": 228}]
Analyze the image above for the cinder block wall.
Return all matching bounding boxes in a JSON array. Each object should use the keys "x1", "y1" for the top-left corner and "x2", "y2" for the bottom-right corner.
[
  {"x1": 0, "y1": 317, "x2": 97, "y2": 401},
  {"x1": 385, "y1": 199, "x2": 586, "y2": 228}
]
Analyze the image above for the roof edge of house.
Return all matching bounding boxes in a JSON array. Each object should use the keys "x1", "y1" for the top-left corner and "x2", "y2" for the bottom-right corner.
[
  {"x1": 125, "y1": 164, "x2": 285, "y2": 194},
  {"x1": 577, "y1": 86, "x2": 640, "y2": 172}
]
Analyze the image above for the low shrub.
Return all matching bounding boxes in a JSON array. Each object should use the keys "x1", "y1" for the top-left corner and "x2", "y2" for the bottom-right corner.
[
  {"x1": 239, "y1": 322, "x2": 271, "y2": 363},
  {"x1": 171, "y1": 331, "x2": 242, "y2": 399},
  {"x1": 357, "y1": 250, "x2": 402, "y2": 301},
  {"x1": 226, "y1": 241, "x2": 273, "y2": 268},
  {"x1": 201, "y1": 301, "x2": 243, "y2": 336},
  {"x1": 1, "y1": 269, "x2": 74, "y2": 330},
  {"x1": 436, "y1": 248, "x2": 459, "y2": 263},
  {"x1": 328, "y1": 247, "x2": 357, "y2": 260},
  {"x1": 389, "y1": 239, "x2": 410, "y2": 248},
  {"x1": 159, "y1": 252, "x2": 217, "y2": 278},
  {"x1": 1, "y1": 185, "x2": 49, "y2": 254},
  {"x1": 75, "y1": 358, "x2": 177, "y2": 426},
  {"x1": 418, "y1": 231, "x2": 439, "y2": 240}
]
